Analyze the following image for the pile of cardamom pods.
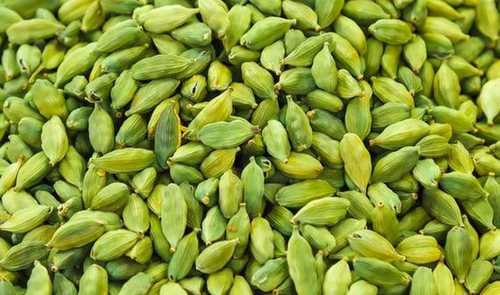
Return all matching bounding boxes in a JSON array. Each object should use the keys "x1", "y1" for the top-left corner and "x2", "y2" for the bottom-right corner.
[{"x1": 0, "y1": 0, "x2": 499, "y2": 294}]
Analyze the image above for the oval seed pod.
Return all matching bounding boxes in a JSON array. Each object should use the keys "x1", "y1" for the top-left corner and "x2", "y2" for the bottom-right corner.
[
  {"x1": 477, "y1": 78, "x2": 500, "y2": 125},
  {"x1": 334, "y1": 15, "x2": 366, "y2": 55},
  {"x1": 283, "y1": 29, "x2": 306, "y2": 55},
  {"x1": 149, "y1": 215, "x2": 172, "y2": 263},
  {"x1": 322, "y1": 259, "x2": 351, "y2": 295},
  {"x1": 337, "y1": 191, "x2": 374, "y2": 221},
  {"x1": 92, "y1": 148, "x2": 155, "y2": 173},
  {"x1": 433, "y1": 62, "x2": 461, "y2": 109},
  {"x1": 464, "y1": 259, "x2": 493, "y2": 294},
  {"x1": 311, "y1": 42, "x2": 337, "y2": 93},
  {"x1": 170, "y1": 164, "x2": 203, "y2": 184},
  {"x1": 413, "y1": 159, "x2": 441, "y2": 189},
  {"x1": 180, "y1": 183, "x2": 203, "y2": 231},
  {"x1": 240, "y1": 17, "x2": 295, "y2": 50},
  {"x1": 226, "y1": 204, "x2": 250, "y2": 258},
  {"x1": 422, "y1": 188, "x2": 463, "y2": 226},
  {"x1": 1, "y1": 0, "x2": 500, "y2": 291},
  {"x1": 283, "y1": 34, "x2": 333, "y2": 67},
  {"x1": 368, "y1": 19, "x2": 413, "y2": 45},
  {"x1": 311, "y1": 132, "x2": 343, "y2": 168},
  {"x1": 336, "y1": 69, "x2": 362, "y2": 99},
  {"x1": 397, "y1": 235, "x2": 442, "y2": 264},
  {"x1": 6, "y1": 134, "x2": 34, "y2": 164},
  {"x1": 272, "y1": 152, "x2": 323, "y2": 180},
  {"x1": 250, "y1": 257, "x2": 287, "y2": 292},
  {"x1": 90, "y1": 229, "x2": 139, "y2": 261},
  {"x1": 282, "y1": 0, "x2": 319, "y2": 31},
  {"x1": 249, "y1": 217, "x2": 274, "y2": 264},
  {"x1": 115, "y1": 114, "x2": 147, "y2": 148},
  {"x1": 308, "y1": 109, "x2": 346, "y2": 140},
  {"x1": 345, "y1": 94, "x2": 372, "y2": 140},
  {"x1": 228, "y1": 45, "x2": 261, "y2": 65},
  {"x1": 381, "y1": 45, "x2": 402, "y2": 79},
  {"x1": 53, "y1": 272, "x2": 77, "y2": 295},
  {"x1": 287, "y1": 228, "x2": 321, "y2": 295},
  {"x1": 31, "y1": 79, "x2": 68, "y2": 119},
  {"x1": 262, "y1": 120, "x2": 291, "y2": 163},
  {"x1": 0, "y1": 159, "x2": 22, "y2": 195},
  {"x1": 16, "y1": 44, "x2": 41, "y2": 76},
  {"x1": 275, "y1": 179, "x2": 335, "y2": 209},
  {"x1": 478, "y1": 229, "x2": 500, "y2": 260},
  {"x1": 372, "y1": 77, "x2": 414, "y2": 107},
  {"x1": 90, "y1": 182, "x2": 130, "y2": 212},
  {"x1": 168, "y1": 230, "x2": 199, "y2": 281},
  {"x1": 207, "y1": 268, "x2": 234, "y2": 295},
  {"x1": 7, "y1": 18, "x2": 64, "y2": 44},
  {"x1": 349, "y1": 229, "x2": 404, "y2": 261},
  {"x1": 207, "y1": 60, "x2": 231, "y2": 91},
  {"x1": 178, "y1": 276, "x2": 205, "y2": 295},
  {"x1": 200, "y1": 148, "x2": 239, "y2": 178},
  {"x1": 276, "y1": 68, "x2": 316, "y2": 95},
  {"x1": 404, "y1": 35, "x2": 427, "y2": 72},
  {"x1": 223, "y1": 4, "x2": 252, "y2": 51},
  {"x1": 15, "y1": 152, "x2": 51, "y2": 192},
  {"x1": 25, "y1": 260, "x2": 52, "y2": 295},
  {"x1": 0, "y1": 6, "x2": 22, "y2": 33},
  {"x1": 353, "y1": 257, "x2": 411, "y2": 287},
  {"x1": 2, "y1": 47, "x2": 20, "y2": 81},
  {"x1": 305, "y1": 89, "x2": 344, "y2": 113},
  {"x1": 202, "y1": 206, "x2": 227, "y2": 245},
  {"x1": 241, "y1": 158, "x2": 265, "y2": 218},
  {"x1": 330, "y1": 33, "x2": 364, "y2": 79},
  {"x1": 445, "y1": 226, "x2": 474, "y2": 283},
  {"x1": 348, "y1": 280, "x2": 378, "y2": 295},
  {"x1": 171, "y1": 22, "x2": 213, "y2": 48},
  {"x1": 343, "y1": 0, "x2": 390, "y2": 25},
  {"x1": 285, "y1": 96, "x2": 313, "y2": 152},
  {"x1": 410, "y1": 267, "x2": 436, "y2": 295},
  {"x1": 461, "y1": 198, "x2": 495, "y2": 229},
  {"x1": 365, "y1": 38, "x2": 384, "y2": 78},
  {"x1": 359, "y1": 181, "x2": 401, "y2": 210},
  {"x1": 130, "y1": 167, "x2": 157, "y2": 199},
  {"x1": 340, "y1": 133, "x2": 371, "y2": 193},
  {"x1": 260, "y1": 40, "x2": 284, "y2": 76},
  {"x1": 433, "y1": 261, "x2": 455, "y2": 295},
  {"x1": 55, "y1": 43, "x2": 101, "y2": 87},
  {"x1": 154, "y1": 104, "x2": 181, "y2": 170},
  {"x1": 199, "y1": 120, "x2": 259, "y2": 150},
  {"x1": 0, "y1": 240, "x2": 49, "y2": 271},
  {"x1": 370, "y1": 119, "x2": 429, "y2": 150},
  {"x1": 186, "y1": 89, "x2": 233, "y2": 139},
  {"x1": 372, "y1": 102, "x2": 410, "y2": 130},
  {"x1": 300, "y1": 224, "x2": 336, "y2": 255},
  {"x1": 88, "y1": 103, "x2": 114, "y2": 154},
  {"x1": 197, "y1": 0, "x2": 231, "y2": 39},
  {"x1": 372, "y1": 146, "x2": 420, "y2": 183},
  {"x1": 314, "y1": 0, "x2": 342, "y2": 28},
  {"x1": 161, "y1": 183, "x2": 187, "y2": 251},
  {"x1": 371, "y1": 201, "x2": 400, "y2": 243},
  {"x1": 0, "y1": 204, "x2": 51, "y2": 234},
  {"x1": 291, "y1": 197, "x2": 350, "y2": 226},
  {"x1": 196, "y1": 239, "x2": 239, "y2": 274},
  {"x1": 123, "y1": 194, "x2": 149, "y2": 234},
  {"x1": 440, "y1": 171, "x2": 488, "y2": 200},
  {"x1": 15, "y1": 117, "x2": 42, "y2": 152},
  {"x1": 476, "y1": 0, "x2": 499, "y2": 42},
  {"x1": 79, "y1": 264, "x2": 108, "y2": 295},
  {"x1": 218, "y1": 169, "x2": 243, "y2": 219}
]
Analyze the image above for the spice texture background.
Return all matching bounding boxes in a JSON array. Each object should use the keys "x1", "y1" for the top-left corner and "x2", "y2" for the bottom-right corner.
[{"x1": 0, "y1": 0, "x2": 499, "y2": 294}]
